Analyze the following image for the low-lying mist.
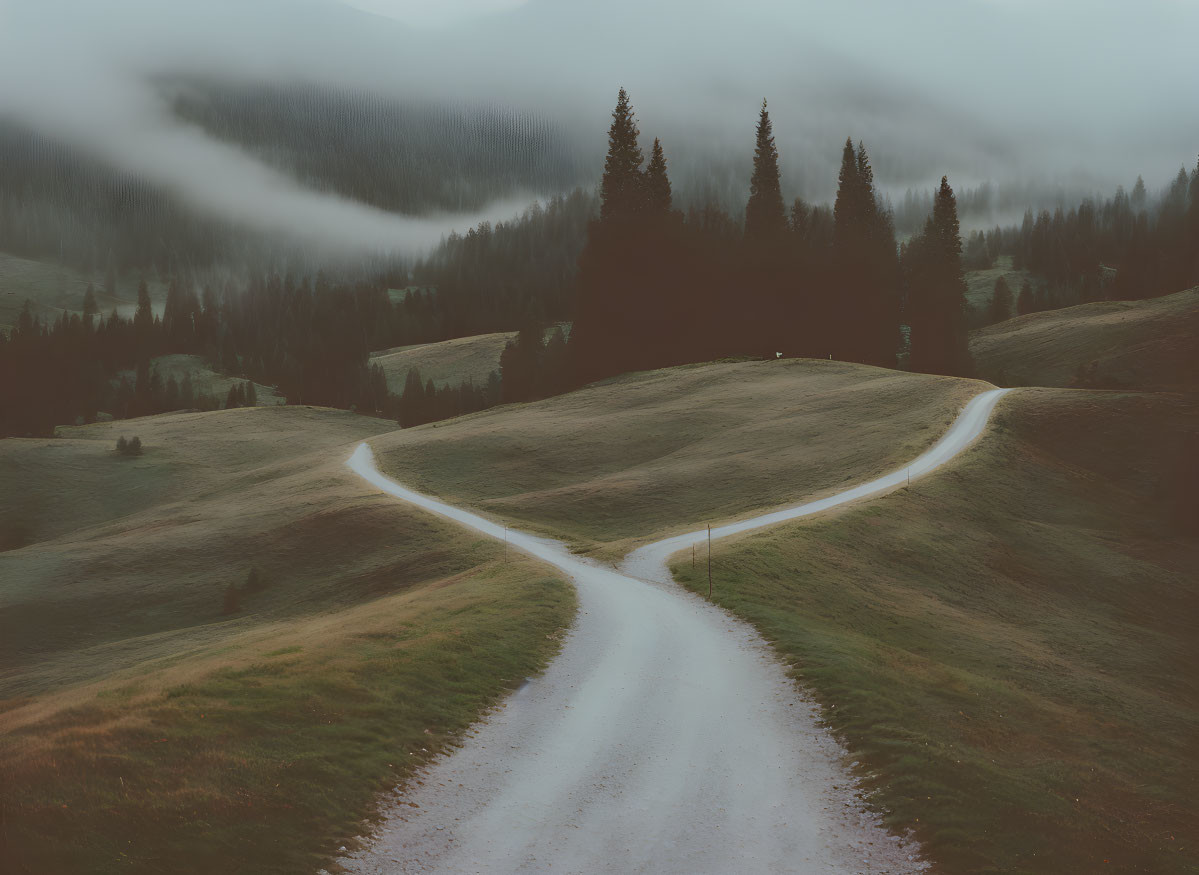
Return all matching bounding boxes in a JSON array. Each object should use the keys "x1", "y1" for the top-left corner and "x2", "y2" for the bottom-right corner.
[{"x1": 1, "y1": 0, "x2": 1196, "y2": 262}]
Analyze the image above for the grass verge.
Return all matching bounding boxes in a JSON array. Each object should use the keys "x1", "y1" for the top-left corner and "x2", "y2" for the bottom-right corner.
[
  {"x1": 671, "y1": 389, "x2": 1198, "y2": 873},
  {"x1": 1, "y1": 554, "x2": 574, "y2": 874}
]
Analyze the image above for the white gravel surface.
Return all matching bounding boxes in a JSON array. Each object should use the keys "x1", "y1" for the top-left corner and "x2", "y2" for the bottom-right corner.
[{"x1": 336, "y1": 388, "x2": 1009, "y2": 874}]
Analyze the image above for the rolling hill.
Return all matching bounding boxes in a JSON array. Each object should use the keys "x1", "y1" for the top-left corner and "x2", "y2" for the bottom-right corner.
[
  {"x1": 0, "y1": 406, "x2": 573, "y2": 874},
  {"x1": 371, "y1": 357, "x2": 986, "y2": 557},
  {"x1": 970, "y1": 286, "x2": 1199, "y2": 392},
  {"x1": 369, "y1": 323, "x2": 569, "y2": 394},
  {"x1": 671, "y1": 388, "x2": 1199, "y2": 872}
]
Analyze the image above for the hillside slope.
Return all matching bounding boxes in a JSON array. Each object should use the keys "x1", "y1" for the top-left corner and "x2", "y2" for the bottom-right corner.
[
  {"x1": 371, "y1": 358, "x2": 987, "y2": 556},
  {"x1": 970, "y1": 287, "x2": 1199, "y2": 391},
  {"x1": 369, "y1": 323, "x2": 569, "y2": 394},
  {"x1": 0, "y1": 250, "x2": 168, "y2": 333},
  {"x1": 0, "y1": 406, "x2": 573, "y2": 873},
  {"x1": 671, "y1": 389, "x2": 1199, "y2": 873}
]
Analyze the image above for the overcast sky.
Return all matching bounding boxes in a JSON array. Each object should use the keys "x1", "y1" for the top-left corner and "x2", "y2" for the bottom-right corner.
[{"x1": 0, "y1": 0, "x2": 1195, "y2": 252}]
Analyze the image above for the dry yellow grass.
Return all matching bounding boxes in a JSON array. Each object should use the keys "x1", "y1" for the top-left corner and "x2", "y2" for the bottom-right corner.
[
  {"x1": 970, "y1": 287, "x2": 1199, "y2": 391},
  {"x1": 672, "y1": 388, "x2": 1199, "y2": 872},
  {"x1": 371, "y1": 332, "x2": 511, "y2": 392},
  {"x1": 0, "y1": 405, "x2": 550, "y2": 698},
  {"x1": 0, "y1": 404, "x2": 574, "y2": 873},
  {"x1": 372, "y1": 357, "x2": 986, "y2": 556},
  {"x1": 369, "y1": 323, "x2": 568, "y2": 393}
]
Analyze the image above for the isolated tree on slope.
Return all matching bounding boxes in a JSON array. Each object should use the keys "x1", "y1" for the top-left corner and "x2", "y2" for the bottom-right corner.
[
  {"x1": 988, "y1": 276, "x2": 1013, "y2": 324},
  {"x1": 745, "y1": 100, "x2": 785, "y2": 240},
  {"x1": 599, "y1": 88, "x2": 644, "y2": 223},
  {"x1": 1016, "y1": 278, "x2": 1035, "y2": 315}
]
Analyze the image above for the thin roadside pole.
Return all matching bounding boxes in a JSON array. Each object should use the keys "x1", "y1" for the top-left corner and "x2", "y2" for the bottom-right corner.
[
  {"x1": 707, "y1": 524, "x2": 712, "y2": 599},
  {"x1": 692, "y1": 543, "x2": 695, "y2": 569}
]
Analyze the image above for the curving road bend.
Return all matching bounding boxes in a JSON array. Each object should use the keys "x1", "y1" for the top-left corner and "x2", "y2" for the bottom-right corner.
[{"x1": 338, "y1": 387, "x2": 1010, "y2": 874}]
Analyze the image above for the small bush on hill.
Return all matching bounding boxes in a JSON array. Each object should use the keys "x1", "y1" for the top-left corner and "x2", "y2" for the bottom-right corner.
[
  {"x1": 221, "y1": 568, "x2": 268, "y2": 615},
  {"x1": 243, "y1": 566, "x2": 268, "y2": 594},
  {"x1": 221, "y1": 582, "x2": 240, "y2": 615},
  {"x1": 115, "y1": 435, "x2": 143, "y2": 456}
]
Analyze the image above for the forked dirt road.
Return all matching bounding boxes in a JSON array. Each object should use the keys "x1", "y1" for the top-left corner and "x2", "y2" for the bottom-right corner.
[{"x1": 339, "y1": 388, "x2": 1010, "y2": 874}]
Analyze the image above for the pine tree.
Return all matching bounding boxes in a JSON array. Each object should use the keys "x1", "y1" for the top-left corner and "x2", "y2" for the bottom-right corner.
[
  {"x1": 834, "y1": 138, "x2": 863, "y2": 245},
  {"x1": 225, "y1": 383, "x2": 240, "y2": 409},
  {"x1": 1131, "y1": 175, "x2": 1147, "y2": 211},
  {"x1": 907, "y1": 176, "x2": 972, "y2": 376},
  {"x1": 82, "y1": 284, "x2": 97, "y2": 319},
  {"x1": 134, "y1": 280, "x2": 152, "y2": 334},
  {"x1": 399, "y1": 367, "x2": 427, "y2": 427},
  {"x1": 1016, "y1": 278, "x2": 1035, "y2": 315},
  {"x1": 245, "y1": 381, "x2": 258, "y2": 406},
  {"x1": 599, "y1": 88, "x2": 644, "y2": 222},
  {"x1": 644, "y1": 138, "x2": 672, "y2": 214},
  {"x1": 831, "y1": 138, "x2": 899, "y2": 365},
  {"x1": 988, "y1": 276, "x2": 1012, "y2": 324},
  {"x1": 745, "y1": 100, "x2": 785, "y2": 240}
]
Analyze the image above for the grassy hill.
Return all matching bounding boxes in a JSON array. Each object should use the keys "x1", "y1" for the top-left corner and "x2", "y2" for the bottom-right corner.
[
  {"x1": 368, "y1": 359, "x2": 1197, "y2": 872},
  {"x1": 370, "y1": 332, "x2": 512, "y2": 393},
  {"x1": 369, "y1": 323, "x2": 569, "y2": 394},
  {"x1": 671, "y1": 389, "x2": 1199, "y2": 873},
  {"x1": 0, "y1": 251, "x2": 168, "y2": 333},
  {"x1": 371, "y1": 358, "x2": 986, "y2": 557},
  {"x1": 970, "y1": 287, "x2": 1199, "y2": 392},
  {"x1": 965, "y1": 254, "x2": 1033, "y2": 321},
  {"x1": 0, "y1": 407, "x2": 573, "y2": 873},
  {"x1": 112, "y1": 353, "x2": 287, "y2": 409}
]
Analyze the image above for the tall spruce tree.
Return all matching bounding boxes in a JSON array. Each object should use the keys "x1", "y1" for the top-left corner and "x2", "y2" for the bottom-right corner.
[
  {"x1": 988, "y1": 275, "x2": 1013, "y2": 324},
  {"x1": 834, "y1": 138, "x2": 863, "y2": 244},
  {"x1": 644, "y1": 138, "x2": 672, "y2": 214},
  {"x1": 599, "y1": 88, "x2": 644, "y2": 222},
  {"x1": 907, "y1": 176, "x2": 971, "y2": 376},
  {"x1": 831, "y1": 138, "x2": 899, "y2": 365},
  {"x1": 745, "y1": 100, "x2": 786, "y2": 240}
]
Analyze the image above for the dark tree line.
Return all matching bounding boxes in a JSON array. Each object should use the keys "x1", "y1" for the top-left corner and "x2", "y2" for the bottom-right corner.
[
  {"x1": 412, "y1": 190, "x2": 595, "y2": 337},
  {"x1": 395, "y1": 366, "x2": 501, "y2": 429},
  {"x1": 1006, "y1": 164, "x2": 1199, "y2": 305},
  {"x1": 171, "y1": 83, "x2": 585, "y2": 216},
  {"x1": 1, "y1": 271, "x2": 491, "y2": 436},
  {"x1": 956, "y1": 163, "x2": 1199, "y2": 324},
  {"x1": 569, "y1": 89, "x2": 968, "y2": 382}
]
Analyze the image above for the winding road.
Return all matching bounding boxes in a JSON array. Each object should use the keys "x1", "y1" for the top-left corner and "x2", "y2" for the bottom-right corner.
[{"x1": 339, "y1": 387, "x2": 1010, "y2": 874}]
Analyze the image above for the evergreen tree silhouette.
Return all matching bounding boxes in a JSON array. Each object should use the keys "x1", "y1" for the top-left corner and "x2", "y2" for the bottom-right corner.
[
  {"x1": 745, "y1": 100, "x2": 785, "y2": 240},
  {"x1": 832, "y1": 138, "x2": 899, "y2": 365},
  {"x1": 988, "y1": 276, "x2": 1013, "y2": 324},
  {"x1": 599, "y1": 88, "x2": 644, "y2": 223},
  {"x1": 1016, "y1": 278, "x2": 1035, "y2": 315},
  {"x1": 907, "y1": 176, "x2": 972, "y2": 376},
  {"x1": 644, "y1": 138, "x2": 672, "y2": 214}
]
